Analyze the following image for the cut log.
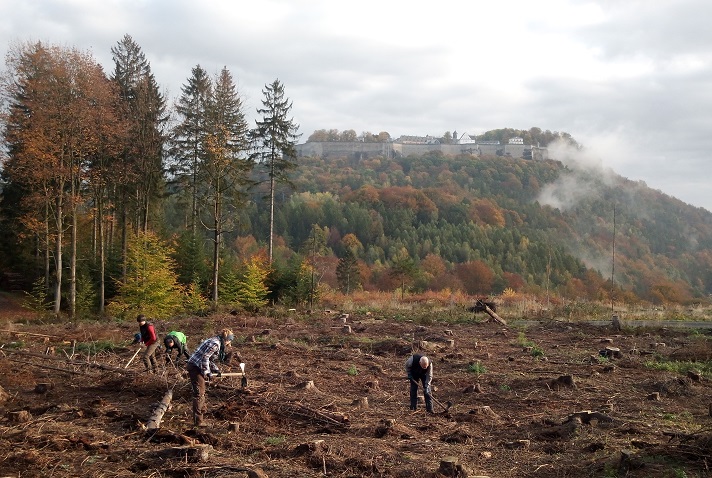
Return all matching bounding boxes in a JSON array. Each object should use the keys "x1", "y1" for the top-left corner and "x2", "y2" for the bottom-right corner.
[
  {"x1": 483, "y1": 304, "x2": 506, "y2": 325},
  {"x1": 146, "y1": 389, "x2": 173, "y2": 430}
]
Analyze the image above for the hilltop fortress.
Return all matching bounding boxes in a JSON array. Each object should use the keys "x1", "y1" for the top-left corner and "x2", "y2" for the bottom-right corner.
[{"x1": 295, "y1": 133, "x2": 549, "y2": 160}]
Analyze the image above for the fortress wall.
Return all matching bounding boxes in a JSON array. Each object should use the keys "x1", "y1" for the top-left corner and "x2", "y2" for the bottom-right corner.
[
  {"x1": 296, "y1": 141, "x2": 548, "y2": 160},
  {"x1": 295, "y1": 142, "x2": 388, "y2": 158}
]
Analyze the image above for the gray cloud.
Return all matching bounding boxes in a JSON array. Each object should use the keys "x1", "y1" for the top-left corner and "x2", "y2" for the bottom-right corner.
[{"x1": 1, "y1": 0, "x2": 711, "y2": 212}]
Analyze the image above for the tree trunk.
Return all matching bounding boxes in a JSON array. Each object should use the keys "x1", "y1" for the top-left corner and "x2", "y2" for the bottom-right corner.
[
  {"x1": 53, "y1": 195, "x2": 63, "y2": 317},
  {"x1": 146, "y1": 389, "x2": 173, "y2": 430}
]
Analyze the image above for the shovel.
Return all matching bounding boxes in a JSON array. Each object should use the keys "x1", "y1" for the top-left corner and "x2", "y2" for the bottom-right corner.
[{"x1": 410, "y1": 378, "x2": 452, "y2": 413}]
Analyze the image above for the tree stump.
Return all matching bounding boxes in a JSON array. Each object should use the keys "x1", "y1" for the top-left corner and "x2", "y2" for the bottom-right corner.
[
  {"x1": 8, "y1": 410, "x2": 32, "y2": 423},
  {"x1": 438, "y1": 456, "x2": 459, "y2": 475},
  {"x1": 549, "y1": 374, "x2": 576, "y2": 390},
  {"x1": 296, "y1": 380, "x2": 316, "y2": 390},
  {"x1": 228, "y1": 422, "x2": 240, "y2": 433},
  {"x1": 34, "y1": 383, "x2": 51, "y2": 394},
  {"x1": 342, "y1": 325, "x2": 352, "y2": 334},
  {"x1": 0, "y1": 386, "x2": 9, "y2": 405},
  {"x1": 153, "y1": 444, "x2": 212, "y2": 462},
  {"x1": 352, "y1": 397, "x2": 369, "y2": 409}
]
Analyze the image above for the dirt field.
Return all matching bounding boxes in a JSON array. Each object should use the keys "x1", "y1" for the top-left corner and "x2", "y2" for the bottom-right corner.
[{"x1": 1, "y1": 302, "x2": 712, "y2": 478}]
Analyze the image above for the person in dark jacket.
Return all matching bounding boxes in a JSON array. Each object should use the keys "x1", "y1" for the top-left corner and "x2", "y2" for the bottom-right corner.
[
  {"x1": 136, "y1": 314, "x2": 159, "y2": 373},
  {"x1": 405, "y1": 354, "x2": 433, "y2": 413},
  {"x1": 186, "y1": 328, "x2": 239, "y2": 426},
  {"x1": 163, "y1": 331, "x2": 190, "y2": 363}
]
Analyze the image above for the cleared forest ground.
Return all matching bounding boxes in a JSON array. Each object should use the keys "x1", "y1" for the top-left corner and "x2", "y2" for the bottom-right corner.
[{"x1": 1, "y1": 306, "x2": 712, "y2": 478}]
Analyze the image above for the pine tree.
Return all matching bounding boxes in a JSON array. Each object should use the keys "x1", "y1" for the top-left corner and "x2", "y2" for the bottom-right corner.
[{"x1": 250, "y1": 79, "x2": 301, "y2": 263}]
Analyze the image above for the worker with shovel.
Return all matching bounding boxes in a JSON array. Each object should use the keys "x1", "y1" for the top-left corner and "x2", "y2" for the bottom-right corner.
[
  {"x1": 186, "y1": 328, "x2": 237, "y2": 427},
  {"x1": 405, "y1": 354, "x2": 433, "y2": 413}
]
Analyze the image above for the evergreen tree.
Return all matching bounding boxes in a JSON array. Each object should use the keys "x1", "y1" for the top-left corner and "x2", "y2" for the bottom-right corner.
[
  {"x1": 108, "y1": 231, "x2": 184, "y2": 319},
  {"x1": 236, "y1": 255, "x2": 270, "y2": 312},
  {"x1": 110, "y1": 34, "x2": 168, "y2": 272},
  {"x1": 336, "y1": 249, "x2": 360, "y2": 294},
  {"x1": 250, "y1": 79, "x2": 301, "y2": 262},
  {"x1": 170, "y1": 65, "x2": 212, "y2": 235},
  {"x1": 201, "y1": 67, "x2": 252, "y2": 306}
]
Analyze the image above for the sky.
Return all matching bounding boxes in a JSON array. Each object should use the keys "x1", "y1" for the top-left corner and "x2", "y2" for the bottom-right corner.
[{"x1": 1, "y1": 0, "x2": 712, "y2": 212}]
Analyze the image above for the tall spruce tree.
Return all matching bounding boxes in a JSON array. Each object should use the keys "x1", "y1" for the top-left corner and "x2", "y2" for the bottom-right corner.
[
  {"x1": 110, "y1": 34, "x2": 167, "y2": 277},
  {"x1": 201, "y1": 67, "x2": 251, "y2": 306},
  {"x1": 171, "y1": 65, "x2": 212, "y2": 236},
  {"x1": 250, "y1": 79, "x2": 301, "y2": 263}
]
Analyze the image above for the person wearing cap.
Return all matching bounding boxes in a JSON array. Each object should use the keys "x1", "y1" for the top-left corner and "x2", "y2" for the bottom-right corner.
[
  {"x1": 405, "y1": 354, "x2": 434, "y2": 413},
  {"x1": 186, "y1": 328, "x2": 237, "y2": 426},
  {"x1": 163, "y1": 331, "x2": 189, "y2": 363},
  {"x1": 136, "y1": 314, "x2": 159, "y2": 373}
]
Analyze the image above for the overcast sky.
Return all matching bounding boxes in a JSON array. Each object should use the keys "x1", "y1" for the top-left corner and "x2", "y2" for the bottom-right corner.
[{"x1": 2, "y1": 0, "x2": 711, "y2": 211}]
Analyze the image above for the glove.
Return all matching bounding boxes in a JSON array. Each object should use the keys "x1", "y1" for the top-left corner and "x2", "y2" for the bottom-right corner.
[
  {"x1": 132, "y1": 333, "x2": 142, "y2": 344},
  {"x1": 215, "y1": 370, "x2": 222, "y2": 377},
  {"x1": 204, "y1": 371, "x2": 212, "y2": 380},
  {"x1": 407, "y1": 374, "x2": 413, "y2": 381}
]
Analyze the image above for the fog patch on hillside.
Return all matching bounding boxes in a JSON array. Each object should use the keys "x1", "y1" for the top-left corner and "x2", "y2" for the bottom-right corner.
[{"x1": 537, "y1": 134, "x2": 632, "y2": 211}]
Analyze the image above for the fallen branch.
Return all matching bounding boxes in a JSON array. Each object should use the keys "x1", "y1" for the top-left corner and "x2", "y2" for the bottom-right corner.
[
  {"x1": 2, "y1": 355, "x2": 84, "y2": 375},
  {"x1": 0, "y1": 329, "x2": 57, "y2": 338}
]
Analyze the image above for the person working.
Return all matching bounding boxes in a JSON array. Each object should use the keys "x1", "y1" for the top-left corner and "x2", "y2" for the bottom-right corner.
[{"x1": 405, "y1": 354, "x2": 433, "y2": 413}]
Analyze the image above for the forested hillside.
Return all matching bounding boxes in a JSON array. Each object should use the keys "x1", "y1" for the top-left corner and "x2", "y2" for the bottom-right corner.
[
  {"x1": 271, "y1": 150, "x2": 712, "y2": 305},
  {"x1": 2, "y1": 37, "x2": 711, "y2": 320}
]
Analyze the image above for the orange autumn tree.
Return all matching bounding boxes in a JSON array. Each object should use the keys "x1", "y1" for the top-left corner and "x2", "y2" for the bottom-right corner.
[{"x1": 3, "y1": 41, "x2": 123, "y2": 317}]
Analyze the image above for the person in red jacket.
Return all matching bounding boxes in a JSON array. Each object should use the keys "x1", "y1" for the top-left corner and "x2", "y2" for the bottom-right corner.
[{"x1": 136, "y1": 314, "x2": 159, "y2": 373}]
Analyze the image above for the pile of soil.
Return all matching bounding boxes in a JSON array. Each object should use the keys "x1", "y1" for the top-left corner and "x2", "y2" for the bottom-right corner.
[{"x1": 1, "y1": 306, "x2": 712, "y2": 477}]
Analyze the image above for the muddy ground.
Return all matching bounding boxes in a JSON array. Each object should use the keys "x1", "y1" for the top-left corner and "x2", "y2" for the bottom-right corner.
[{"x1": 1, "y1": 302, "x2": 712, "y2": 478}]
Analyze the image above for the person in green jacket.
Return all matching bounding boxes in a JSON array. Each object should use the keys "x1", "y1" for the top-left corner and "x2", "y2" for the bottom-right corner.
[{"x1": 163, "y1": 331, "x2": 190, "y2": 363}]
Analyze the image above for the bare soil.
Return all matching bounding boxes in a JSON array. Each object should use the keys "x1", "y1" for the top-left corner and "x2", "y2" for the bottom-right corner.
[{"x1": 1, "y1": 302, "x2": 712, "y2": 478}]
